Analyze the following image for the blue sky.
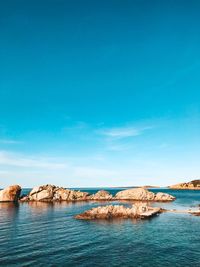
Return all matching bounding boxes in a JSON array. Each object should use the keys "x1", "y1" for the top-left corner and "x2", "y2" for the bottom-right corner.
[{"x1": 0, "y1": 0, "x2": 200, "y2": 187}]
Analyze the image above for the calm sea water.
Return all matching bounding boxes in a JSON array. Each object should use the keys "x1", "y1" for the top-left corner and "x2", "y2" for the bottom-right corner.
[{"x1": 0, "y1": 188, "x2": 200, "y2": 267}]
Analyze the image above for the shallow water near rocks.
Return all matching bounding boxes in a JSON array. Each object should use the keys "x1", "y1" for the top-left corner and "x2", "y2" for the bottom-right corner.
[{"x1": 0, "y1": 188, "x2": 200, "y2": 266}]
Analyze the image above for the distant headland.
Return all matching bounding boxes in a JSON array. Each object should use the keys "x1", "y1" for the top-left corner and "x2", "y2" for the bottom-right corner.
[{"x1": 169, "y1": 180, "x2": 200, "y2": 190}]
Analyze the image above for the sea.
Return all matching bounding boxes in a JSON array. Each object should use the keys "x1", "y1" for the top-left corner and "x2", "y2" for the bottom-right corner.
[{"x1": 0, "y1": 188, "x2": 200, "y2": 267}]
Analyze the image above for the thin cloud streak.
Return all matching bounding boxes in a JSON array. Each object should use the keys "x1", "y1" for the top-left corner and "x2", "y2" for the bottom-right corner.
[
  {"x1": 0, "y1": 151, "x2": 68, "y2": 169},
  {"x1": 97, "y1": 125, "x2": 153, "y2": 140}
]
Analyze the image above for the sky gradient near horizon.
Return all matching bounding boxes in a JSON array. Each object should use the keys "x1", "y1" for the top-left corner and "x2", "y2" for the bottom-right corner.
[{"x1": 0, "y1": 0, "x2": 200, "y2": 187}]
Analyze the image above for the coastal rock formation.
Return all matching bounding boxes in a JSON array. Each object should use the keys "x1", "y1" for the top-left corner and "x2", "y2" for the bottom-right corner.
[
  {"x1": 169, "y1": 180, "x2": 200, "y2": 190},
  {"x1": 20, "y1": 185, "x2": 175, "y2": 202},
  {"x1": 154, "y1": 192, "x2": 175, "y2": 201},
  {"x1": 115, "y1": 188, "x2": 155, "y2": 200},
  {"x1": 20, "y1": 184, "x2": 89, "y2": 202},
  {"x1": 88, "y1": 190, "x2": 113, "y2": 200},
  {"x1": 115, "y1": 188, "x2": 175, "y2": 201},
  {"x1": 0, "y1": 185, "x2": 21, "y2": 202},
  {"x1": 75, "y1": 203, "x2": 161, "y2": 220}
]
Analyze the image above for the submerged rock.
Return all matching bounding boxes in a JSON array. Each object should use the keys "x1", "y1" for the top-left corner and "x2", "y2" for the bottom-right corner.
[
  {"x1": 88, "y1": 190, "x2": 113, "y2": 200},
  {"x1": 115, "y1": 187, "x2": 175, "y2": 201},
  {"x1": 20, "y1": 184, "x2": 89, "y2": 202},
  {"x1": 75, "y1": 203, "x2": 161, "y2": 220},
  {"x1": 0, "y1": 185, "x2": 21, "y2": 202}
]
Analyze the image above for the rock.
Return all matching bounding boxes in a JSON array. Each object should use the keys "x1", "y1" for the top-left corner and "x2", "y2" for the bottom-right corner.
[
  {"x1": 115, "y1": 187, "x2": 175, "y2": 202},
  {"x1": 54, "y1": 188, "x2": 89, "y2": 201},
  {"x1": 20, "y1": 185, "x2": 175, "y2": 202},
  {"x1": 169, "y1": 180, "x2": 200, "y2": 190},
  {"x1": 189, "y1": 211, "x2": 200, "y2": 216},
  {"x1": 154, "y1": 192, "x2": 175, "y2": 201},
  {"x1": 21, "y1": 184, "x2": 89, "y2": 202},
  {"x1": 0, "y1": 185, "x2": 21, "y2": 202},
  {"x1": 115, "y1": 188, "x2": 155, "y2": 200},
  {"x1": 75, "y1": 203, "x2": 161, "y2": 220},
  {"x1": 88, "y1": 190, "x2": 113, "y2": 200}
]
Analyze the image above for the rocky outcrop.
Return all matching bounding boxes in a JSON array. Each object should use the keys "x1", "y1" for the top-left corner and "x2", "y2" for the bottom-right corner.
[
  {"x1": 115, "y1": 188, "x2": 175, "y2": 201},
  {"x1": 20, "y1": 185, "x2": 175, "y2": 202},
  {"x1": 154, "y1": 192, "x2": 175, "y2": 201},
  {"x1": 20, "y1": 184, "x2": 89, "y2": 202},
  {"x1": 115, "y1": 188, "x2": 155, "y2": 200},
  {"x1": 88, "y1": 190, "x2": 113, "y2": 200},
  {"x1": 0, "y1": 185, "x2": 21, "y2": 202},
  {"x1": 75, "y1": 203, "x2": 161, "y2": 220},
  {"x1": 169, "y1": 180, "x2": 200, "y2": 190}
]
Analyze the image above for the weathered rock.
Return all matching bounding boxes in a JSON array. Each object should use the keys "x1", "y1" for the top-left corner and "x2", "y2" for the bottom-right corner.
[
  {"x1": 189, "y1": 211, "x2": 200, "y2": 216},
  {"x1": 0, "y1": 185, "x2": 21, "y2": 202},
  {"x1": 20, "y1": 185, "x2": 175, "y2": 202},
  {"x1": 169, "y1": 180, "x2": 200, "y2": 190},
  {"x1": 75, "y1": 203, "x2": 161, "y2": 220},
  {"x1": 20, "y1": 184, "x2": 89, "y2": 202},
  {"x1": 88, "y1": 190, "x2": 113, "y2": 200},
  {"x1": 115, "y1": 187, "x2": 175, "y2": 202},
  {"x1": 115, "y1": 188, "x2": 155, "y2": 200},
  {"x1": 54, "y1": 188, "x2": 89, "y2": 201},
  {"x1": 154, "y1": 192, "x2": 175, "y2": 201}
]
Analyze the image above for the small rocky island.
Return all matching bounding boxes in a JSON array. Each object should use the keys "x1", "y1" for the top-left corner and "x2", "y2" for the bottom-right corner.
[
  {"x1": 114, "y1": 188, "x2": 175, "y2": 201},
  {"x1": 75, "y1": 203, "x2": 161, "y2": 220},
  {"x1": 20, "y1": 185, "x2": 175, "y2": 202},
  {"x1": 0, "y1": 184, "x2": 175, "y2": 202},
  {"x1": 169, "y1": 180, "x2": 200, "y2": 190}
]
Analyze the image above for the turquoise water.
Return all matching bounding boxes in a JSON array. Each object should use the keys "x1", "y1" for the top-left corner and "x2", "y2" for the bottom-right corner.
[{"x1": 0, "y1": 188, "x2": 200, "y2": 266}]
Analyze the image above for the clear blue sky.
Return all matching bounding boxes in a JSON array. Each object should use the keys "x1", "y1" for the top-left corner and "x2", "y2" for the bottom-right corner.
[{"x1": 0, "y1": 0, "x2": 200, "y2": 187}]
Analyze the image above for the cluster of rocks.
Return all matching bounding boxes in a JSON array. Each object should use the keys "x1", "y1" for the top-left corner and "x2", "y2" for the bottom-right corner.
[
  {"x1": 20, "y1": 184, "x2": 90, "y2": 202},
  {"x1": 114, "y1": 188, "x2": 175, "y2": 201},
  {"x1": 75, "y1": 203, "x2": 161, "y2": 220},
  {"x1": 169, "y1": 180, "x2": 200, "y2": 190},
  {"x1": 0, "y1": 184, "x2": 175, "y2": 202},
  {"x1": 88, "y1": 190, "x2": 113, "y2": 200}
]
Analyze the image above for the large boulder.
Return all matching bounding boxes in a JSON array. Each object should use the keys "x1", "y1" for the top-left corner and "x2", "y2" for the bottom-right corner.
[
  {"x1": 115, "y1": 188, "x2": 155, "y2": 200},
  {"x1": 29, "y1": 185, "x2": 55, "y2": 201},
  {"x1": 0, "y1": 185, "x2": 21, "y2": 202},
  {"x1": 88, "y1": 190, "x2": 113, "y2": 200},
  {"x1": 54, "y1": 188, "x2": 89, "y2": 201},
  {"x1": 115, "y1": 187, "x2": 175, "y2": 202},
  {"x1": 154, "y1": 192, "x2": 175, "y2": 201},
  {"x1": 75, "y1": 204, "x2": 161, "y2": 220},
  {"x1": 20, "y1": 184, "x2": 89, "y2": 202}
]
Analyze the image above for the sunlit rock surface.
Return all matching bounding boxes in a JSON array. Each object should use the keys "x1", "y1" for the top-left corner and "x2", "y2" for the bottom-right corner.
[
  {"x1": 20, "y1": 184, "x2": 89, "y2": 202},
  {"x1": 75, "y1": 203, "x2": 161, "y2": 220},
  {"x1": 169, "y1": 180, "x2": 200, "y2": 190},
  {"x1": 88, "y1": 190, "x2": 113, "y2": 200},
  {"x1": 0, "y1": 185, "x2": 21, "y2": 202},
  {"x1": 115, "y1": 187, "x2": 175, "y2": 201}
]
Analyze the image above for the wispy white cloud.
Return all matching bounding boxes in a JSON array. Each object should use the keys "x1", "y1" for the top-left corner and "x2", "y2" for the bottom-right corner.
[
  {"x1": 0, "y1": 151, "x2": 68, "y2": 169},
  {"x1": 97, "y1": 125, "x2": 152, "y2": 140}
]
